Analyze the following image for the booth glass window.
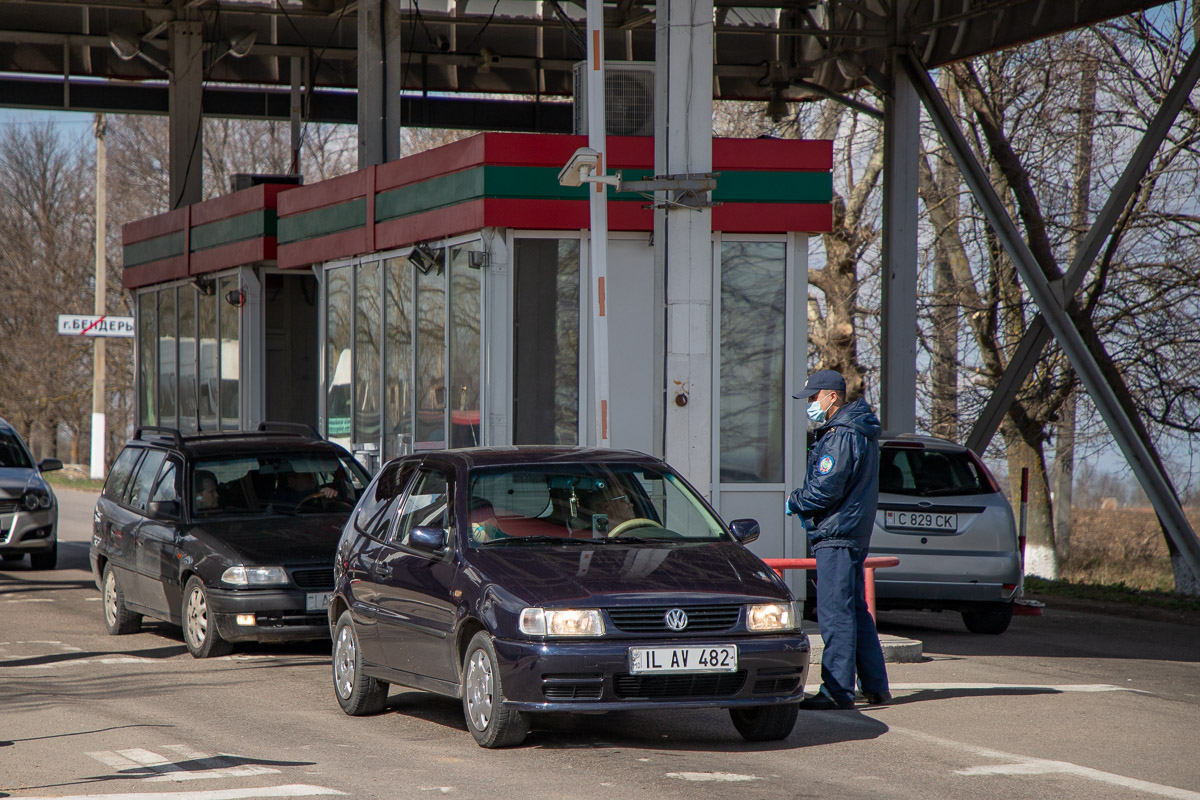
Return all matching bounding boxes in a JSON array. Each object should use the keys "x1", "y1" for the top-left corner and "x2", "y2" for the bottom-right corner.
[
  {"x1": 218, "y1": 275, "x2": 240, "y2": 430},
  {"x1": 198, "y1": 288, "x2": 218, "y2": 431},
  {"x1": 326, "y1": 266, "x2": 352, "y2": 448},
  {"x1": 178, "y1": 285, "x2": 198, "y2": 433},
  {"x1": 415, "y1": 248, "x2": 446, "y2": 448},
  {"x1": 513, "y1": 238, "x2": 579, "y2": 445},
  {"x1": 138, "y1": 292, "x2": 156, "y2": 426},
  {"x1": 384, "y1": 256, "x2": 413, "y2": 460},
  {"x1": 355, "y1": 261, "x2": 381, "y2": 447},
  {"x1": 157, "y1": 287, "x2": 178, "y2": 430},
  {"x1": 719, "y1": 241, "x2": 786, "y2": 483},
  {"x1": 449, "y1": 243, "x2": 481, "y2": 448}
]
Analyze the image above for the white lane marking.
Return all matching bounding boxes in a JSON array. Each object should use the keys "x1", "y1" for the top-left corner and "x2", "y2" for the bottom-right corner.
[
  {"x1": 4, "y1": 784, "x2": 345, "y2": 799},
  {"x1": 86, "y1": 748, "x2": 281, "y2": 782},
  {"x1": 888, "y1": 682, "x2": 1151, "y2": 695},
  {"x1": 895, "y1": 728, "x2": 1200, "y2": 800},
  {"x1": 5, "y1": 598, "x2": 55, "y2": 603},
  {"x1": 665, "y1": 772, "x2": 762, "y2": 782}
]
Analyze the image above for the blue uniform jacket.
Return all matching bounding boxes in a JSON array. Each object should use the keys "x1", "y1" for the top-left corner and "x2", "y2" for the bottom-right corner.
[{"x1": 788, "y1": 398, "x2": 882, "y2": 550}]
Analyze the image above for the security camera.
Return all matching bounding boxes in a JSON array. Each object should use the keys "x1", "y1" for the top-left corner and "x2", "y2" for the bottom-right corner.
[{"x1": 558, "y1": 147, "x2": 601, "y2": 188}]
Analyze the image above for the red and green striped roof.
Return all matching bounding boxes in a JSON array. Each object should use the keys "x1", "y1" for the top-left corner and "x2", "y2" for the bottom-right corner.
[
  {"x1": 276, "y1": 132, "x2": 832, "y2": 269},
  {"x1": 121, "y1": 183, "x2": 291, "y2": 289},
  {"x1": 122, "y1": 133, "x2": 833, "y2": 287}
]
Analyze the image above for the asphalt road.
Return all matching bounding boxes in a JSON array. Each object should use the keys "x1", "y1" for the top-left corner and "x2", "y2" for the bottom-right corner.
[{"x1": 2, "y1": 488, "x2": 1198, "y2": 800}]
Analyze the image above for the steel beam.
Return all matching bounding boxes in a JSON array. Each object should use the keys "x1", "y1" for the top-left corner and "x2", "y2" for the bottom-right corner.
[
  {"x1": 903, "y1": 53, "x2": 1200, "y2": 584},
  {"x1": 966, "y1": 42, "x2": 1200, "y2": 454},
  {"x1": 168, "y1": 20, "x2": 204, "y2": 209},
  {"x1": 658, "y1": 0, "x2": 715, "y2": 497},
  {"x1": 880, "y1": 0, "x2": 919, "y2": 432}
]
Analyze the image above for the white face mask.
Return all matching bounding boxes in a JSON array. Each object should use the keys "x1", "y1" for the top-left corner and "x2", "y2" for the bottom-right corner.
[{"x1": 807, "y1": 395, "x2": 829, "y2": 424}]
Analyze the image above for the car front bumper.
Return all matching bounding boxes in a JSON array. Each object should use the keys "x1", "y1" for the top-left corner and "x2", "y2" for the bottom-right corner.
[
  {"x1": 0, "y1": 507, "x2": 57, "y2": 553},
  {"x1": 203, "y1": 585, "x2": 333, "y2": 643},
  {"x1": 492, "y1": 633, "x2": 810, "y2": 713}
]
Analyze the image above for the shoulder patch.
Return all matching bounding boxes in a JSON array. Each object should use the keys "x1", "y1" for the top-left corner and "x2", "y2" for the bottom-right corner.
[{"x1": 818, "y1": 455, "x2": 835, "y2": 475}]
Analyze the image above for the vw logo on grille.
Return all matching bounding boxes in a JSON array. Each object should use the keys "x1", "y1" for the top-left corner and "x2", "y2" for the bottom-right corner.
[{"x1": 664, "y1": 608, "x2": 689, "y2": 631}]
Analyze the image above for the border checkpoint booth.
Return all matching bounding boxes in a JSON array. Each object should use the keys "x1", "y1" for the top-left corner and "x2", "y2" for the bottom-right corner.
[{"x1": 122, "y1": 132, "x2": 833, "y2": 570}]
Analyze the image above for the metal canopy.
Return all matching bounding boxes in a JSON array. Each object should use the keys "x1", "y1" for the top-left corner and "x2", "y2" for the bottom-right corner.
[{"x1": 0, "y1": 0, "x2": 1173, "y2": 127}]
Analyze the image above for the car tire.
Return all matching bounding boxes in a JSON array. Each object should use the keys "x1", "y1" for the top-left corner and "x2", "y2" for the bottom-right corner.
[
  {"x1": 102, "y1": 564, "x2": 142, "y2": 635},
  {"x1": 332, "y1": 610, "x2": 389, "y2": 716},
  {"x1": 962, "y1": 601, "x2": 1014, "y2": 635},
  {"x1": 182, "y1": 576, "x2": 232, "y2": 658},
  {"x1": 29, "y1": 541, "x2": 57, "y2": 570},
  {"x1": 729, "y1": 704, "x2": 799, "y2": 742},
  {"x1": 462, "y1": 631, "x2": 529, "y2": 748}
]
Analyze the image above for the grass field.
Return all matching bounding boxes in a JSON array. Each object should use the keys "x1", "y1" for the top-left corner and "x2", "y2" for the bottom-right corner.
[{"x1": 1061, "y1": 507, "x2": 1197, "y2": 592}]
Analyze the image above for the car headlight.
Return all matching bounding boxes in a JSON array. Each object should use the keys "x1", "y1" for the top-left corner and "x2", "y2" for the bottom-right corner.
[
  {"x1": 22, "y1": 489, "x2": 52, "y2": 511},
  {"x1": 747, "y1": 602, "x2": 796, "y2": 631},
  {"x1": 221, "y1": 566, "x2": 290, "y2": 586},
  {"x1": 519, "y1": 607, "x2": 606, "y2": 637}
]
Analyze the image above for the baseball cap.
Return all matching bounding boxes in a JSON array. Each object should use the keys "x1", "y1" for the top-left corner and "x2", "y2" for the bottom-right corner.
[{"x1": 793, "y1": 369, "x2": 846, "y2": 399}]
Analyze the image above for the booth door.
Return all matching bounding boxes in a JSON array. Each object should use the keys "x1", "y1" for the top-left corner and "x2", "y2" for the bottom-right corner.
[
  {"x1": 713, "y1": 236, "x2": 807, "y2": 589},
  {"x1": 605, "y1": 237, "x2": 656, "y2": 454}
]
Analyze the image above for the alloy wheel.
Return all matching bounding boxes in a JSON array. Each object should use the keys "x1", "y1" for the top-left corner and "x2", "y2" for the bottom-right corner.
[
  {"x1": 185, "y1": 585, "x2": 209, "y2": 646},
  {"x1": 465, "y1": 649, "x2": 494, "y2": 731},
  {"x1": 334, "y1": 625, "x2": 356, "y2": 699}
]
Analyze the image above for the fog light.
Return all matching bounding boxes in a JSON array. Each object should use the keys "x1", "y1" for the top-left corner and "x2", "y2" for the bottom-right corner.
[{"x1": 236, "y1": 614, "x2": 257, "y2": 626}]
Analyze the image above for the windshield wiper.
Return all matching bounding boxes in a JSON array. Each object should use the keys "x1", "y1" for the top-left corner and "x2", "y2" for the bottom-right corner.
[{"x1": 479, "y1": 536, "x2": 593, "y2": 547}]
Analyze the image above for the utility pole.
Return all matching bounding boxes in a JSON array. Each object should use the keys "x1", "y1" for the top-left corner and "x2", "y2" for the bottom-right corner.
[{"x1": 91, "y1": 113, "x2": 107, "y2": 480}]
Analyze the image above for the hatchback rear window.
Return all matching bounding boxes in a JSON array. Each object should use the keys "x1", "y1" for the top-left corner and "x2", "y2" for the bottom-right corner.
[{"x1": 880, "y1": 447, "x2": 993, "y2": 497}]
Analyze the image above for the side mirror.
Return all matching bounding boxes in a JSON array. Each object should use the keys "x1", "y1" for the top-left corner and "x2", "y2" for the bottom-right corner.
[
  {"x1": 729, "y1": 518, "x2": 760, "y2": 545},
  {"x1": 148, "y1": 500, "x2": 181, "y2": 519},
  {"x1": 38, "y1": 458, "x2": 64, "y2": 473},
  {"x1": 409, "y1": 525, "x2": 448, "y2": 553}
]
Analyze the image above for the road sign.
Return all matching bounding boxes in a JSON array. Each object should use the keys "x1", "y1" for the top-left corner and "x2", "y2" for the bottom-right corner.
[{"x1": 57, "y1": 314, "x2": 135, "y2": 338}]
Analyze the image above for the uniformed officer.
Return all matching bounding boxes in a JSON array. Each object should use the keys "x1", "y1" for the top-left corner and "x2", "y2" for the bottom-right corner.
[{"x1": 787, "y1": 369, "x2": 891, "y2": 709}]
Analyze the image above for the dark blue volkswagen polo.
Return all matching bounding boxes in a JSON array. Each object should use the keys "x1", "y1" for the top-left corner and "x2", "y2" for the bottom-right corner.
[{"x1": 329, "y1": 447, "x2": 809, "y2": 747}]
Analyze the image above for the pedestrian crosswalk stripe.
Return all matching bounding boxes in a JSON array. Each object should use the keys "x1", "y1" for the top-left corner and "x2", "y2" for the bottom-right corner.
[
  {"x1": 85, "y1": 747, "x2": 282, "y2": 782},
  {"x1": 4, "y1": 784, "x2": 345, "y2": 799}
]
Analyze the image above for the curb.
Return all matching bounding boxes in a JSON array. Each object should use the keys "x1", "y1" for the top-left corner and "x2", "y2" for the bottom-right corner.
[{"x1": 802, "y1": 622, "x2": 924, "y2": 664}]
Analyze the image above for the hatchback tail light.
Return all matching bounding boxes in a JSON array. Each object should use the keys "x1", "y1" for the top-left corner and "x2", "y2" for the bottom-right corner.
[{"x1": 965, "y1": 450, "x2": 1002, "y2": 493}]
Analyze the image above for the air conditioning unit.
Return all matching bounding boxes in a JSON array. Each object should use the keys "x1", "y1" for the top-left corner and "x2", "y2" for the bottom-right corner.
[{"x1": 572, "y1": 61, "x2": 656, "y2": 137}]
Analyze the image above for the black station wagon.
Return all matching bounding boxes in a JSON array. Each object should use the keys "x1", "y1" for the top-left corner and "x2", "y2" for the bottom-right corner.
[
  {"x1": 329, "y1": 447, "x2": 810, "y2": 747},
  {"x1": 90, "y1": 424, "x2": 370, "y2": 657}
]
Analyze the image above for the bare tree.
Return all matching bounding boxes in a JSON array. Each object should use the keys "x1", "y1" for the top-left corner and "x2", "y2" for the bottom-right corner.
[{"x1": 0, "y1": 122, "x2": 96, "y2": 458}]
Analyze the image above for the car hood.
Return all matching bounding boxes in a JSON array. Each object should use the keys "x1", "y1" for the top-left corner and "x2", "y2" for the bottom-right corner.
[
  {"x1": 0, "y1": 467, "x2": 47, "y2": 497},
  {"x1": 187, "y1": 515, "x2": 345, "y2": 566},
  {"x1": 465, "y1": 541, "x2": 791, "y2": 607}
]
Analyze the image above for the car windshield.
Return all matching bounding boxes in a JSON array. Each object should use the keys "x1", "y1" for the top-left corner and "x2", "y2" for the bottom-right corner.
[
  {"x1": 465, "y1": 463, "x2": 729, "y2": 546},
  {"x1": 880, "y1": 446, "x2": 992, "y2": 497},
  {"x1": 191, "y1": 453, "x2": 368, "y2": 516},
  {"x1": 0, "y1": 431, "x2": 33, "y2": 469}
]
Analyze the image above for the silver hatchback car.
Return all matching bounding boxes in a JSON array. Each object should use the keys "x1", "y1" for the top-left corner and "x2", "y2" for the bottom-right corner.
[
  {"x1": 0, "y1": 417, "x2": 62, "y2": 570},
  {"x1": 869, "y1": 433, "x2": 1021, "y2": 634}
]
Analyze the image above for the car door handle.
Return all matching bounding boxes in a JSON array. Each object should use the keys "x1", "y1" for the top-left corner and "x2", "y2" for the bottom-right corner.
[{"x1": 372, "y1": 563, "x2": 393, "y2": 581}]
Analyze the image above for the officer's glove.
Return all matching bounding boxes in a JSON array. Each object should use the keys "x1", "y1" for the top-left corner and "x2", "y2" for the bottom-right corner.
[{"x1": 784, "y1": 498, "x2": 795, "y2": 516}]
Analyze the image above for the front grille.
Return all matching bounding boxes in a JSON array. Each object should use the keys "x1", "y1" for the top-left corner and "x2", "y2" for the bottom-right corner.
[
  {"x1": 614, "y1": 670, "x2": 746, "y2": 699},
  {"x1": 291, "y1": 568, "x2": 334, "y2": 589},
  {"x1": 542, "y1": 674, "x2": 604, "y2": 701},
  {"x1": 606, "y1": 604, "x2": 741, "y2": 633},
  {"x1": 0, "y1": 499, "x2": 19, "y2": 514}
]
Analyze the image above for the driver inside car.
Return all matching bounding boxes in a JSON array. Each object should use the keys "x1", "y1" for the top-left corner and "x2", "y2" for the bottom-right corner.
[{"x1": 271, "y1": 470, "x2": 339, "y2": 511}]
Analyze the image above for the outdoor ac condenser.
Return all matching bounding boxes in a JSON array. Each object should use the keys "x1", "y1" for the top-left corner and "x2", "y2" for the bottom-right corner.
[{"x1": 572, "y1": 61, "x2": 656, "y2": 137}]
